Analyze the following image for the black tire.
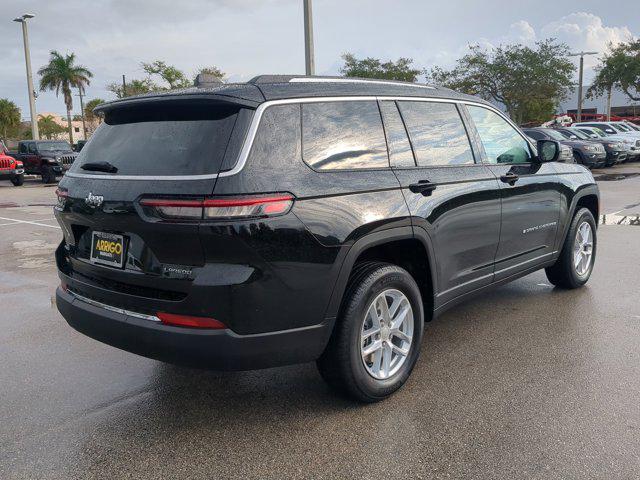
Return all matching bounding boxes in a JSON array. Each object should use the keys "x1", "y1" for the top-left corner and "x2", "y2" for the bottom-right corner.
[
  {"x1": 545, "y1": 208, "x2": 597, "y2": 289},
  {"x1": 317, "y1": 262, "x2": 424, "y2": 402},
  {"x1": 11, "y1": 174, "x2": 24, "y2": 186},
  {"x1": 573, "y1": 151, "x2": 583, "y2": 165},
  {"x1": 41, "y1": 166, "x2": 55, "y2": 184}
]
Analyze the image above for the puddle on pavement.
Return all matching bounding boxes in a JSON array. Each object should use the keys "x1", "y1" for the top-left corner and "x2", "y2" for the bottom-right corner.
[
  {"x1": 600, "y1": 214, "x2": 640, "y2": 226},
  {"x1": 12, "y1": 239, "x2": 58, "y2": 269},
  {"x1": 594, "y1": 173, "x2": 640, "y2": 181}
]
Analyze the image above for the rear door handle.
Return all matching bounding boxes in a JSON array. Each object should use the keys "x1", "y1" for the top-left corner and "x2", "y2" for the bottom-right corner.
[
  {"x1": 409, "y1": 180, "x2": 437, "y2": 196},
  {"x1": 500, "y1": 172, "x2": 519, "y2": 185}
]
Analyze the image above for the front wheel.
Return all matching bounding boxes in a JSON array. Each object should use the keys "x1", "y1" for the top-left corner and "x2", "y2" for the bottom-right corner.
[
  {"x1": 11, "y1": 174, "x2": 24, "y2": 186},
  {"x1": 545, "y1": 208, "x2": 597, "y2": 288},
  {"x1": 317, "y1": 262, "x2": 424, "y2": 402}
]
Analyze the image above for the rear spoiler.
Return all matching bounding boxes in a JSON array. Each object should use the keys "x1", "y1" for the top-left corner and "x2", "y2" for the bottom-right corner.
[{"x1": 95, "y1": 93, "x2": 260, "y2": 116}]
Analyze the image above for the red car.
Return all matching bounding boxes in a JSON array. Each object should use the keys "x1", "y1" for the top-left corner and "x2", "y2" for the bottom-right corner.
[{"x1": 0, "y1": 143, "x2": 24, "y2": 186}]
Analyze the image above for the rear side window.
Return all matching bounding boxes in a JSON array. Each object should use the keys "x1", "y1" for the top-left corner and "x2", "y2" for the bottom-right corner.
[
  {"x1": 301, "y1": 101, "x2": 389, "y2": 170},
  {"x1": 70, "y1": 101, "x2": 246, "y2": 176},
  {"x1": 397, "y1": 101, "x2": 475, "y2": 167},
  {"x1": 379, "y1": 101, "x2": 415, "y2": 167},
  {"x1": 468, "y1": 105, "x2": 532, "y2": 164}
]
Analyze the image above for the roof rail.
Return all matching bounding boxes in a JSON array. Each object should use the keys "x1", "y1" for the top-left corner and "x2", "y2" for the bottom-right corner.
[
  {"x1": 289, "y1": 77, "x2": 435, "y2": 89},
  {"x1": 248, "y1": 74, "x2": 435, "y2": 89}
]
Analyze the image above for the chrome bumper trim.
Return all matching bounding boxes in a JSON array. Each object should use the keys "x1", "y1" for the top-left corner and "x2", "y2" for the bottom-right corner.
[{"x1": 66, "y1": 289, "x2": 161, "y2": 322}]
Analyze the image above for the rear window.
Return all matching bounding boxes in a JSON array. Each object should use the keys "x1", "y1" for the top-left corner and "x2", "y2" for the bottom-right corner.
[
  {"x1": 70, "y1": 102, "x2": 246, "y2": 176},
  {"x1": 301, "y1": 101, "x2": 389, "y2": 170}
]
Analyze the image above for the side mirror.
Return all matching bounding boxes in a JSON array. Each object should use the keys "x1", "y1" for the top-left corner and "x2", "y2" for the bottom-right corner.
[{"x1": 536, "y1": 140, "x2": 559, "y2": 163}]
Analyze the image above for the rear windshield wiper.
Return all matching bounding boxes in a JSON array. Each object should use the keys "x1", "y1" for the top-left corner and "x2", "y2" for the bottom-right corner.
[{"x1": 81, "y1": 161, "x2": 118, "y2": 173}]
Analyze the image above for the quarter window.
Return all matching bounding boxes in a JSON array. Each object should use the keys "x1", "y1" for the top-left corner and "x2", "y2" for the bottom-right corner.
[
  {"x1": 397, "y1": 101, "x2": 474, "y2": 167},
  {"x1": 301, "y1": 101, "x2": 389, "y2": 170},
  {"x1": 468, "y1": 106, "x2": 532, "y2": 164}
]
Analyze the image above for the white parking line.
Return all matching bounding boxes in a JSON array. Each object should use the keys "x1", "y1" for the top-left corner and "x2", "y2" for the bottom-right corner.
[{"x1": 0, "y1": 216, "x2": 60, "y2": 229}]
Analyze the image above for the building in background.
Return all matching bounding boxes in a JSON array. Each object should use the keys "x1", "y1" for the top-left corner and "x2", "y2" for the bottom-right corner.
[{"x1": 558, "y1": 86, "x2": 640, "y2": 122}]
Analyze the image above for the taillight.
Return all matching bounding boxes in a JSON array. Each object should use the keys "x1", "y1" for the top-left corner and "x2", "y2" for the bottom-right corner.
[
  {"x1": 157, "y1": 312, "x2": 227, "y2": 329},
  {"x1": 140, "y1": 194, "x2": 294, "y2": 221}
]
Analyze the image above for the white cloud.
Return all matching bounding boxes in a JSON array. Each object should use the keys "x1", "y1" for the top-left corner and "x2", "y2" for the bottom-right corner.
[{"x1": 541, "y1": 12, "x2": 634, "y2": 69}]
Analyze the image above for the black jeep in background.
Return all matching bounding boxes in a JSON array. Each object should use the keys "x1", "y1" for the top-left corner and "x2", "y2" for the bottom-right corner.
[
  {"x1": 54, "y1": 76, "x2": 599, "y2": 402},
  {"x1": 8, "y1": 140, "x2": 77, "y2": 183}
]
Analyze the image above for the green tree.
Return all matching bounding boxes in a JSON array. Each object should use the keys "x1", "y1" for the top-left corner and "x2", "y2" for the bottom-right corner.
[
  {"x1": 106, "y1": 78, "x2": 156, "y2": 98},
  {"x1": 38, "y1": 51, "x2": 93, "y2": 144},
  {"x1": 142, "y1": 60, "x2": 191, "y2": 89},
  {"x1": 427, "y1": 40, "x2": 575, "y2": 124},
  {"x1": 0, "y1": 99, "x2": 21, "y2": 140},
  {"x1": 340, "y1": 53, "x2": 422, "y2": 82},
  {"x1": 84, "y1": 98, "x2": 105, "y2": 124},
  {"x1": 38, "y1": 115, "x2": 66, "y2": 139},
  {"x1": 587, "y1": 40, "x2": 640, "y2": 102}
]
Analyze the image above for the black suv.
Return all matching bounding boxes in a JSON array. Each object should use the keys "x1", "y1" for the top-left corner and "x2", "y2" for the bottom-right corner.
[{"x1": 55, "y1": 76, "x2": 599, "y2": 402}]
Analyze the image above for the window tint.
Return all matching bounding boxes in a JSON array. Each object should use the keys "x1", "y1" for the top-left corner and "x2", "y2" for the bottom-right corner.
[
  {"x1": 19, "y1": 143, "x2": 27, "y2": 154},
  {"x1": 468, "y1": 106, "x2": 532, "y2": 164},
  {"x1": 379, "y1": 101, "x2": 415, "y2": 167},
  {"x1": 397, "y1": 101, "x2": 474, "y2": 166},
  {"x1": 302, "y1": 101, "x2": 389, "y2": 170},
  {"x1": 71, "y1": 102, "x2": 244, "y2": 176},
  {"x1": 28, "y1": 143, "x2": 37, "y2": 154}
]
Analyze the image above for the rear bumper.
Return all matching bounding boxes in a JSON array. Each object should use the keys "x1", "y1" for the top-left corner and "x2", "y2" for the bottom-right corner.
[{"x1": 56, "y1": 286, "x2": 331, "y2": 370}]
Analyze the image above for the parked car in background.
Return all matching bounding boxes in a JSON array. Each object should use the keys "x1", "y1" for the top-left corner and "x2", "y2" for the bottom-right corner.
[
  {"x1": 522, "y1": 127, "x2": 606, "y2": 168},
  {"x1": 0, "y1": 144, "x2": 24, "y2": 186},
  {"x1": 575, "y1": 126, "x2": 640, "y2": 161},
  {"x1": 621, "y1": 121, "x2": 640, "y2": 132},
  {"x1": 554, "y1": 127, "x2": 626, "y2": 166},
  {"x1": 7, "y1": 140, "x2": 77, "y2": 183},
  {"x1": 54, "y1": 76, "x2": 600, "y2": 402},
  {"x1": 74, "y1": 140, "x2": 87, "y2": 152},
  {"x1": 573, "y1": 121, "x2": 640, "y2": 139}
]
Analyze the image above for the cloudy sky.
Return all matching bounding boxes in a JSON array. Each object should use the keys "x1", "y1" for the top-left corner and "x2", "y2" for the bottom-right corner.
[{"x1": 2, "y1": 0, "x2": 638, "y2": 119}]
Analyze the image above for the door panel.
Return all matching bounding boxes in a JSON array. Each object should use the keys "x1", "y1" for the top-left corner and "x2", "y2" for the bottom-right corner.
[
  {"x1": 486, "y1": 163, "x2": 560, "y2": 278},
  {"x1": 394, "y1": 166, "x2": 502, "y2": 305},
  {"x1": 464, "y1": 104, "x2": 561, "y2": 280}
]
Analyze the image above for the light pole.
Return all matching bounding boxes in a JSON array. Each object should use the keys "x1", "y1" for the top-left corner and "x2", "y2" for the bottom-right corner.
[
  {"x1": 75, "y1": 88, "x2": 87, "y2": 139},
  {"x1": 569, "y1": 51, "x2": 598, "y2": 122},
  {"x1": 13, "y1": 13, "x2": 39, "y2": 140},
  {"x1": 303, "y1": 0, "x2": 315, "y2": 75}
]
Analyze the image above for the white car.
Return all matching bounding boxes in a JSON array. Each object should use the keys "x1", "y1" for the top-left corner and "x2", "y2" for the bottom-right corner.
[
  {"x1": 573, "y1": 121, "x2": 640, "y2": 139},
  {"x1": 573, "y1": 126, "x2": 640, "y2": 161}
]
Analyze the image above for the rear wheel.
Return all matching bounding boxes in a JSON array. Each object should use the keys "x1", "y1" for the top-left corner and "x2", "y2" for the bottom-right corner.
[
  {"x1": 11, "y1": 174, "x2": 24, "y2": 186},
  {"x1": 317, "y1": 262, "x2": 424, "y2": 402},
  {"x1": 41, "y1": 166, "x2": 55, "y2": 184},
  {"x1": 545, "y1": 208, "x2": 596, "y2": 288}
]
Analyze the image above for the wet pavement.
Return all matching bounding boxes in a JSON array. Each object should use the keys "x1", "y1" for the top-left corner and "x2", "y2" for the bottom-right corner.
[{"x1": 1, "y1": 167, "x2": 640, "y2": 479}]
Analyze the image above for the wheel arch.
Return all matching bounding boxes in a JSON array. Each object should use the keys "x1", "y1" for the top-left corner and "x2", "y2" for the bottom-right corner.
[{"x1": 323, "y1": 226, "x2": 437, "y2": 325}]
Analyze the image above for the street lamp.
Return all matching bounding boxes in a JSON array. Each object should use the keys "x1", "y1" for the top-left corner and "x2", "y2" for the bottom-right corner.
[
  {"x1": 303, "y1": 0, "x2": 315, "y2": 75},
  {"x1": 13, "y1": 13, "x2": 39, "y2": 140},
  {"x1": 569, "y1": 51, "x2": 598, "y2": 122}
]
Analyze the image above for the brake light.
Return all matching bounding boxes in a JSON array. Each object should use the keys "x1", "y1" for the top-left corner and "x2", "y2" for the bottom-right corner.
[
  {"x1": 157, "y1": 312, "x2": 227, "y2": 329},
  {"x1": 140, "y1": 194, "x2": 294, "y2": 221},
  {"x1": 55, "y1": 188, "x2": 69, "y2": 199}
]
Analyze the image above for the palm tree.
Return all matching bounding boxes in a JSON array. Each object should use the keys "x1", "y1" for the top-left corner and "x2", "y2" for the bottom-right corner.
[
  {"x1": 38, "y1": 51, "x2": 92, "y2": 144},
  {"x1": 0, "y1": 98, "x2": 21, "y2": 140}
]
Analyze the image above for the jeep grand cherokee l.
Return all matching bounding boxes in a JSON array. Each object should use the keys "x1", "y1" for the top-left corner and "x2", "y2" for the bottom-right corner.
[{"x1": 55, "y1": 76, "x2": 599, "y2": 402}]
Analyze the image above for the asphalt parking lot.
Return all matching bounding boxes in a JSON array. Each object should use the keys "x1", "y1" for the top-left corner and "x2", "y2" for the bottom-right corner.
[{"x1": 1, "y1": 167, "x2": 639, "y2": 480}]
